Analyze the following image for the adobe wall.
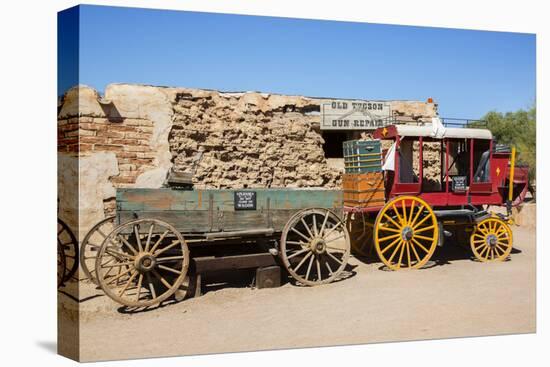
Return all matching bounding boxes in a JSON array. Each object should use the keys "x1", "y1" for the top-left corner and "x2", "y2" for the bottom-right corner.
[{"x1": 57, "y1": 83, "x2": 437, "y2": 236}]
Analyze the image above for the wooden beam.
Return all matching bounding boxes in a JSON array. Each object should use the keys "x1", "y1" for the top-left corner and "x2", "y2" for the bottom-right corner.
[{"x1": 193, "y1": 253, "x2": 277, "y2": 273}]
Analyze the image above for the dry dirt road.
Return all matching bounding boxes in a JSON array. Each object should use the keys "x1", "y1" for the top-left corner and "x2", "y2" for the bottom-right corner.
[{"x1": 59, "y1": 224, "x2": 536, "y2": 362}]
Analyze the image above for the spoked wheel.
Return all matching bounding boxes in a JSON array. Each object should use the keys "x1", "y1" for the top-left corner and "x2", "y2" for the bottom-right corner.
[
  {"x1": 95, "y1": 219, "x2": 189, "y2": 308},
  {"x1": 470, "y1": 217, "x2": 513, "y2": 262},
  {"x1": 58, "y1": 218, "x2": 79, "y2": 282},
  {"x1": 57, "y1": 244, "x2": 66, "y2": 288},
  {"x1": 346, "y1": 212, "x2": 374, "y2": 257},
  {"x1": 280, "y1": 208, "x2": 351, "y2": 286},
  {"x1": 374, "y1": 196, "x2": 439, "y2": 270},
  {"x1": 80, "y1": 216, "x2": 116, "y2": 284}
]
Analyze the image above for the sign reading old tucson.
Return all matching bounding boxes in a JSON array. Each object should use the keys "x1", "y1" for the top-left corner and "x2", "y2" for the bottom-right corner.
[{"x1": 320, "y1": 100, "x2": 391, "y2": 130}]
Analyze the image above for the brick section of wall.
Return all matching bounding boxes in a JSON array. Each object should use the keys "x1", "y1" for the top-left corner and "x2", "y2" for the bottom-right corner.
[
  {"x1": 57, "y1": 115, "x2": 157, "y2": 187},
  {"x1": 58, "y1": 117, "x2": 80, "y2": 153},
  {"x1": 79, "y1": 117, "x2": 156, "y2": 186}
]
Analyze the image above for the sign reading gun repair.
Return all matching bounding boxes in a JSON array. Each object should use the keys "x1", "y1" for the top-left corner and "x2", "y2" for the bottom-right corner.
[
  {"x1": 234, "y1": 191, "x2": 257, "y2": 210},
  {"x1": 320, "y1": 100, "x2": 391, "y2": 130}
]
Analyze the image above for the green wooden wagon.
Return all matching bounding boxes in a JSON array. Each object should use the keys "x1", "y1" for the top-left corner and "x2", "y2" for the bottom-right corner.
[{"x1": 88, "y1": 187, "x2": 351, "y2": 307}]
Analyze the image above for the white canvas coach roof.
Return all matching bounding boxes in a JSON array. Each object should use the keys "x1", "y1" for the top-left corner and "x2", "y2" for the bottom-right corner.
[{"x1": 394, "y1": 123, "x2": 493, "y2": 140}]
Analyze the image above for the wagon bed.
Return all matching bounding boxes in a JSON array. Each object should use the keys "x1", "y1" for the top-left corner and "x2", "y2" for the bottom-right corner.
[
  {"x1": 85, "y1": 187, "x2": 351, "y2": 308},
  {"x1": 116, "y1": 188, "x2": 343, "y2": 235}
]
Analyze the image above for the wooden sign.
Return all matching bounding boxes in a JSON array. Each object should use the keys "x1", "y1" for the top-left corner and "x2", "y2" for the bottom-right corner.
[
  {"x1": 234, "y1": 191, "x2": 257, "y2": 210},
  {"x1": 320, "y1": 100, "x2": 391, "y2": 130}
]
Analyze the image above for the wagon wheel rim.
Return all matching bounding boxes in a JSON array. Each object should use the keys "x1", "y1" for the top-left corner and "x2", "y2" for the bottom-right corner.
[
  {"x1": 80, "y1": 216, "x2": 116, "y2": 285},
  {"x1": 470, "y1": 217, "x2": 513, "y2": 262},
  {"x1": 57, "y1": 244, "x2": 66, "y2": 288},
  {"x1": 374, "y1": 196, "x2": 439, "y2": 270},
  {"x1": 58, "y1": 218, "x2": 79, "y2": 282},
  {"x1": 95, "y1": 219, "x2": 189, "y2": 308},
  {"x1": 346, "y1": 212, "x2": 374, "y2": 257},
  {"x1": 280, "y1": 208, "x2": 351, "y2": 286}
]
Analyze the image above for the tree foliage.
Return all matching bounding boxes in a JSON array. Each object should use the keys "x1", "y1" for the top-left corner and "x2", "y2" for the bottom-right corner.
[{"x1": 481, "y1": 105, "x2": 536, "y2": 183}]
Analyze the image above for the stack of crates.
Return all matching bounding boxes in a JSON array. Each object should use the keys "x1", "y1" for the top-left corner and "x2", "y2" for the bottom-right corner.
[{"x1": 342, "y1": 139, "x2": 386, "y2": 208}]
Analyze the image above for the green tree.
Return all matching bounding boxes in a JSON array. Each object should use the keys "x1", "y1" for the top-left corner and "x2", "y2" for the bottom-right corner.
[{"x1": 481, "y1": 105, "x2": 536, "y2": 183}]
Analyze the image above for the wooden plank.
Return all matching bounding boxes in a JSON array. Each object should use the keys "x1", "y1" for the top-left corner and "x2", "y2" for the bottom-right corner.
[
  {"x1": 118, "y1": 188, "x2": 342, "y2": 212},
  {"x1": 118, "y1": 208, "x2": 333, "y2": 233},
  {"x1": 116, "y1": 188, "x2": 344, "y2": 233},
  {"x1": 193, "y1": 253, "x2": 277, "y2": 273}
]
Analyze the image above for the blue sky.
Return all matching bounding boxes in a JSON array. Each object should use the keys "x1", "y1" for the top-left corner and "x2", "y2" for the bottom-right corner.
[{"x1": 60, "y1": 5, "x2": 536, "y2": 119}]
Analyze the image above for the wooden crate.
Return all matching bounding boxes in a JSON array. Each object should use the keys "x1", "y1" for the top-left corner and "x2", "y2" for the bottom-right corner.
[{"x1": 343, "y1": 172, "x2": 386, "y2": 208}]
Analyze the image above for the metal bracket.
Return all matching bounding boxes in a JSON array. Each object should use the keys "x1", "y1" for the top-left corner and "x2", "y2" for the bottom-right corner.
[
  {"x1": 266, "y1": 197, "x2": 273, "y2": 229},
  {"x1": 208, "y1": 193, "x2": 214, "y2": 231},
  {"x1": 437, "y1": 221, "x2": 445, "y2": 247}
]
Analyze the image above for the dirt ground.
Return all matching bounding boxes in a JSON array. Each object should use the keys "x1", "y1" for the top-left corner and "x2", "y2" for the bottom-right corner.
[{"x1": 59, "y1": 221, "x2": 536, "y2": 362}]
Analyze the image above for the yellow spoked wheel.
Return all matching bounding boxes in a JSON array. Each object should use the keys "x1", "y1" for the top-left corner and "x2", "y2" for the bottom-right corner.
[
  {"x1": 374, "y1": 196, "x2": 439, "y2": 270},
  {"x1": 470, "y1": 217, "x2": 513, "y2": 262},
  {"x1": 346, "y1": 212, "x2": 374, "y2": 257}
]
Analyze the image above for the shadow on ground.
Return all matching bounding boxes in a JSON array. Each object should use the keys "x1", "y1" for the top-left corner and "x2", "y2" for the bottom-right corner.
[
  {"x1": 36, "y1": 340, "x2": 57, "y2": 354},
  {"x1": 352, "y1": 239, "x2": 523, "y2": 271}
]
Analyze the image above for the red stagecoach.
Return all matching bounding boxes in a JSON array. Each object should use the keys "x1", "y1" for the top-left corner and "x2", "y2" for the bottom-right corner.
[{"x1": 344, "y1": 121, "x2": 529, "y2": 270}]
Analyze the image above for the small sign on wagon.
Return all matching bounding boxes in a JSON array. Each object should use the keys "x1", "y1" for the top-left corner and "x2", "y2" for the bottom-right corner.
[
  {"x1": 320, "y1": 99, "x2": 391, "y2": 130},
  {"x1": 234, "y1": 191, "x2": 257, "y2": 210}
]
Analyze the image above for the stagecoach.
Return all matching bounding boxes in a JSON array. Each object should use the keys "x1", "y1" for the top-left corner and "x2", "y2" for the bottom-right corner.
[
  {"x1": 344, "y1": 121, "x2": 529, "y2": 269},
  {"x1": 76, "y1": 120, "x2": 529, "y2": 308}
]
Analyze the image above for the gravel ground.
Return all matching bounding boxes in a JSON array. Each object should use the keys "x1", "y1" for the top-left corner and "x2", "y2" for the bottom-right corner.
[{"x1": 58, "y1": 223, "x2": 536, "y2": 362}]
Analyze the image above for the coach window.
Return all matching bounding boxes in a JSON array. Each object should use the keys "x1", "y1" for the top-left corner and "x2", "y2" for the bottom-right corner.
[
  {"x1": 472, "y1": 139, "x2": 491, "y2": 183},
  {"x1": 398, "y1": 138, "x2": 419, "y2": 183}
]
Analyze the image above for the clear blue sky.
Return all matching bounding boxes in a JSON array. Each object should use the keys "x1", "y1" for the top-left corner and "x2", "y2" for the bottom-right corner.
[{"x1": 60, "y1": 5, "x2": 536, "y2": 119}]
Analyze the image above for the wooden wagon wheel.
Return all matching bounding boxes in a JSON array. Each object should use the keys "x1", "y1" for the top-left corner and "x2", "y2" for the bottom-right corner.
[
  {"x1": 280, "y1": 208, "x2": 351, "y2": 286},
  {"x1": 80, "y1": 216, "x2": 116, "y2": 284},
  {"x1": 374, "y1": 196, "x2": 439, "y2": 270},
  {"x1": 57, "y1": 243, "x2": 66, "y2": 288},
  {"x1": 470, "y1": 217, "x2": 513, "y2": 262},
  {"x1": 95, "y1": 218, "x2": 189, "y2": 308},
  {"x1": 346, "y1": 212, "x2": 374, "y2": 257},
  {"x1": 57, "y1": 218, "x2": 79, "y2": 282}
]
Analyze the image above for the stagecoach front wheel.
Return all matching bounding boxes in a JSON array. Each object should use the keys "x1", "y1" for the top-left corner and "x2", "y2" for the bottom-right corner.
[
  {"x1": 374, "y1": 196, "x2": 439, "y2": 270},
  {"x1": 470, "y1": 217, "x2": 513, "y2": 262},
  {"x1": 95, "y1": 218, "x2": 189, "y2": 308},
  {"x1": 280, "y1": 208, "x2": 351, "y2": 286}
]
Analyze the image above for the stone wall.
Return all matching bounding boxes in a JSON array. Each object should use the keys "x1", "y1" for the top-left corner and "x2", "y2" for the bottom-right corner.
[
  {"x1": 57, "y1": 83, "x2": 437, "y2": 235},
  {"x1": 169, "y1": 90, "x2": 340, "y2": 188},
  {"x1": 168, "y1": 89, "x2": 437, "y2": 189}
]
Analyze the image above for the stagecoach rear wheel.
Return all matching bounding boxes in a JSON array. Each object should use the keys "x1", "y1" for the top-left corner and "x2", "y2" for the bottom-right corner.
[
  {"x1": 80, "y1": 216, "x2": 116, "y2": 285},
  {"x1": 346, "y1": 212, "x2": 374, "y2": 257},
  {"x1": 280, "y1": 208, "x2": 351, "y2": 286},
  {"x1": 374, "y1": 196, "x2": 439, "y2": 270},
  {"x1": 470, "y1": 217, "x2": 513, "y2": 262},
  {"x1": 95, "y1": 218, "x2": 189, "y2": 308},
  {"x1": 58, "y1": 218, "x2": 79, "y2": 282}
]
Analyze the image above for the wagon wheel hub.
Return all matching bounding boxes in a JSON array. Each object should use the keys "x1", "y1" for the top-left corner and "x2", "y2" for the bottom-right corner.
[
  {"x1": 401, "y1": 226, "x2": 414, "y2": 241},
  {"x1": 135, "y1": 253, "x2": 157, "y2": 273},
  {"x1": 310, "y1": 238, "x2": 327, "y2": 255},
  {"x1": 486, "y1": 234, "x2": 498, "y2": 247}
]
